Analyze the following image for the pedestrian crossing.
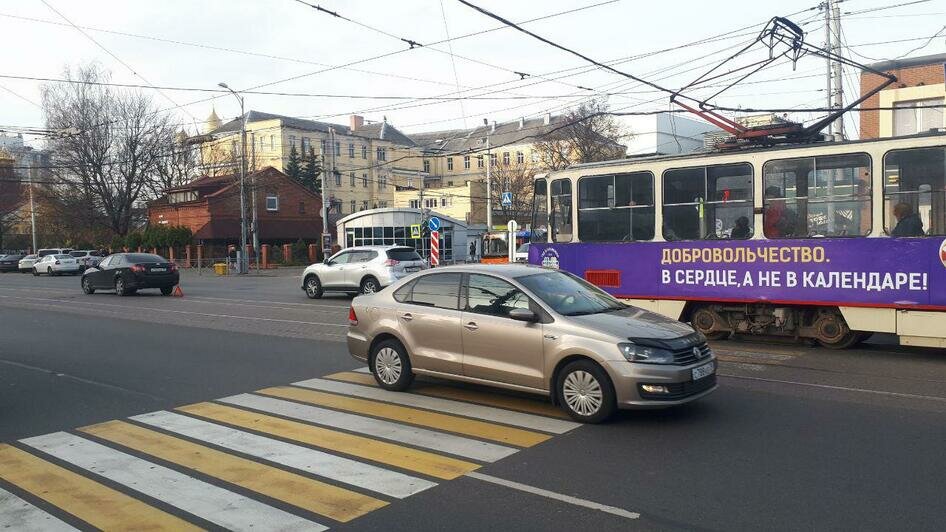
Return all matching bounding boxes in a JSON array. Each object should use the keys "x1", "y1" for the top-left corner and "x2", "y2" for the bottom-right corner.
[{"x1": 0, "y1": 368, "x2": 579, "y2": 531}]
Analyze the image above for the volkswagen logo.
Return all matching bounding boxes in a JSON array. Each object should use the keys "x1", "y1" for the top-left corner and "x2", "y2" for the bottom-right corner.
[{"x1": 693, "y1": 346, "x2": 702, "y2": 358}]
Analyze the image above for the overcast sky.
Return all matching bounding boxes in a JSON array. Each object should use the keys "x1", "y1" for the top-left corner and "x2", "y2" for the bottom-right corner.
[{"x1": 2, "y1": 0, "x2": 944, "y2": 146}]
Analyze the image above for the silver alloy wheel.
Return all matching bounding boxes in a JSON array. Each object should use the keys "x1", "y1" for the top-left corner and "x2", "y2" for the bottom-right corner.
[
  {"x1": 362, "y1": 279, "x2": 378, "y2": 294},
  {"x1": 305, "y1": 278, "x2": 319, "y2": 296},
  {"x1": 375, "y1": 347, "x2": 402, "y2": 385},
  {"x1": 562, "y1": 370, "x2": 603, "y2": 417}
]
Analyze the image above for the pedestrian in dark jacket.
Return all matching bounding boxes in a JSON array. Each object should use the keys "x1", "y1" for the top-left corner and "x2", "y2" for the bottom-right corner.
[{"x1": 891, "y1": 202, "x2": 924, "y2": 237}]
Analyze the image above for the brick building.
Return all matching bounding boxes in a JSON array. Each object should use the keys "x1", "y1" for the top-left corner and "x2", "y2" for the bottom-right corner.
[
  {"x1": 147, "y1": 167, "x2": 322, "y2": 256},
  {"x1": 860, "y1": 53, "x2": 946, "y2": 139}
]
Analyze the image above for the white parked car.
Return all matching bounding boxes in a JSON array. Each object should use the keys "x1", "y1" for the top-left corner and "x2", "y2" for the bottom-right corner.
[
  {"x1": 32, "y1": 254, "x2": 80, "y2": 276},
  {"x1": 70, "y1": 250, "x2": 105, "y2": 271},
  {"x1": 302, "y1": 245, "x2": 427, "y2": 298},
  {"x1": 18, "y1": 254, "x2": 40, "y2": 272}
]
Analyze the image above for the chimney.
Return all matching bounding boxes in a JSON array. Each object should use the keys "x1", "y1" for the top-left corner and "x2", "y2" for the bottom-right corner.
[
  {"x1": 350, "y1": 114, "x2": 365, "y2": 131},
  {"x1": 543, "y1": 113, "x2": 552, "y2": 125},
  {"x1": 490, "y1": 120, "x2": 497, "y2": 133},
  {"x1": 518, "y1": 117, "x2": 524, "y2": 130}
]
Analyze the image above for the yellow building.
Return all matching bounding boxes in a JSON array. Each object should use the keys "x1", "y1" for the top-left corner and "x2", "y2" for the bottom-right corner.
[{"x1": 393, "y1": 180, "x2": 487, "y2": 224}]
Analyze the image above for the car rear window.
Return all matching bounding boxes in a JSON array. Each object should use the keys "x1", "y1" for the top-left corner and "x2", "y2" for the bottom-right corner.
[
  {"x1": 54, "y1": 254, "x2": 71, "y2": 259},
  {"x1": 407, "y1": 273, "x2": 461, "y2": 310},
  {"x1": 123, "y1": 253, "x2": 167, "y2": 263},
  {"x1": 70, "y1": 251, "x2": 86, "y2": 257},
  {"x1": 387, "y1": 248, "x2": 422, "y2": 261}
]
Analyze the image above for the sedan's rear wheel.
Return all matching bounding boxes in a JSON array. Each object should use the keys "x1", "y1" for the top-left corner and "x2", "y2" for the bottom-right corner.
[
  {"x1": 371, "y1": 339, "x2": 414, "y2": 391},
  {"x1": 82, "y1": 277, "x2": 95, "y2": 294},
  {"x1": 115, "y1": 278, "x2": 129, "y2": 296},
  {"x1": 557, "y1": 360, "x2": 616, "y2": 423}
]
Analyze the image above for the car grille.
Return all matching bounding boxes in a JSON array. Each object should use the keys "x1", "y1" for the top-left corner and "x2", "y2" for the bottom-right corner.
[
  {"x1": 638, "y1": 374, "x2": 717, "y2": 401},
  {"x1": 670, "y1": 343, "x2": 712, "y2": 365}
]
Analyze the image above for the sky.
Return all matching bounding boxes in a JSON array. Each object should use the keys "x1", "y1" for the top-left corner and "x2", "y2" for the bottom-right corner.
[{"x1": 1, "y1": 0, "x2": 944, "y2": 148}]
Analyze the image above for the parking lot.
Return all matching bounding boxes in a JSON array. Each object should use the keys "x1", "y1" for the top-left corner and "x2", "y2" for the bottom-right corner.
[{"x1": 2, "y1": 269, "x2": 946, "y2": 531}]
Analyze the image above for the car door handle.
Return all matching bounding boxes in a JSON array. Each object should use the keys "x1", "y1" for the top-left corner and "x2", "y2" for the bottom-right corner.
[
  {"x1": 543, "y1": 334, "x2": 558, "y2": 340},
  {"x1": 400, "y1": 313, "x2": 413, "y2": 321},
  {"x1": 464, "y1": 322, "x2": 479, "y2": 331}
]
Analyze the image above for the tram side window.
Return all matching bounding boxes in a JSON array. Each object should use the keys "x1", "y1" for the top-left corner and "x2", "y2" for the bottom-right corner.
[
  {"x1": 662, "y1": 163, "x2": 753, "y2": 241},
  {"x1": 531, "y1": 178, "x2": 549, "y2": 242},
  {"x1": 578, "y1": 172, "x2": 654, "y2": 241},
  {"x1": 762, "y1": 153, "x2": 871, "y2": 238},
  {"x1": 883, "y1": 147, "x2": 946, "y2": 236},
  {"x1": 550, "y1": 179, "x2": 573, "y2": 242}
]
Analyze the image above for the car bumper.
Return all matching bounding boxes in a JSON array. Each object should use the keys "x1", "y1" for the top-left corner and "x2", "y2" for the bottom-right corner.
[
  {"x1": 347, "y1": 329, "x2": 370, "y2": 364},
  {"x1": 19, "y1": 264, "x2": 35, "y2": 271},
  {"x1": 0, "y1": 263, "x2": 18, "y2": 271},
  {"x1": 128, "y1": 273, "x2": 179, "y2": 288},
  {"x1": 604, "y1": 358, "x2": 718, "y2": 409},
  {"x1": 53, "y1": 265, "x2": 81, "y2": 273}
]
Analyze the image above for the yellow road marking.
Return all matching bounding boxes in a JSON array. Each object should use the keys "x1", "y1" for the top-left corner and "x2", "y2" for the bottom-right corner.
[
  {"x1": 177, "y1": 402, "x2": 479, "y2": 480},
  {"x1": 259, "y1": 386, "x2": 550, "y2": 447},
  {"x1": 79, "y1": 420, "x2": 386, "y2": 523},
  {"x1": 326, "y1": 371, "x2": 569, "y2": 420},
  {"x1": 0, "y1": 444, "x2": 198, "y2": 531}
]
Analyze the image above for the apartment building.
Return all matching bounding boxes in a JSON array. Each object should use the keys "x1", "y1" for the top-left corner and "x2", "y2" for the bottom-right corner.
[
  {"x1": 860, "y1": 53, "x2": 946, "y2": 139},
  {"x1": 393, "y1": 180, "x2": 487, "y2": 224}
]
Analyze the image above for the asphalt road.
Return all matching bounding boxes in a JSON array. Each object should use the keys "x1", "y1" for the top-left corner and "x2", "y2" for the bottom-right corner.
[{"x1": 1, "y1": 269, "x2": 945, "y2": 531}]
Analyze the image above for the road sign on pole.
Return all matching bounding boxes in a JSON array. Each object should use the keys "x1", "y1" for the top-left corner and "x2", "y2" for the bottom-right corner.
[
  {"x1": 410, "y1": 224, "x2": 421, "y2": 239},
  {"x1": 428, "y1": 216, "x2": 441, "y2": 232},
  {"x1": 501, "y1": 192, "x2": 512, "y2": 207},
  {"x1": 430, "y1": 230, "x2": 440, "y2": 266}
]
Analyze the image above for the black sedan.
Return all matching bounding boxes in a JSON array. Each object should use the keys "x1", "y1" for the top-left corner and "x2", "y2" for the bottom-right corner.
[
  {"x1": 81, "y1": 253, "x2": 179, "y2": 296},
  {"x1": 0, "y1": 254, "x2": 25, "y2": 272}
]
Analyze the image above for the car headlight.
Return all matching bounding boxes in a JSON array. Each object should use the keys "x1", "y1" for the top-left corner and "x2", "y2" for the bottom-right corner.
[{"x1": 619, "y1": 343, "x2": 676, "y2": 364}]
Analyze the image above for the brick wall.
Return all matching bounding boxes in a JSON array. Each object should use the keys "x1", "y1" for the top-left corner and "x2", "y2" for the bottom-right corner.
[
  {"x1": 208, "y1": 168, "x2": 322, "y2": 226},
  {"x1": 860, "y1": 63, "x2": 946, "y2": 139},
  {"x1": 148, "y1": 202, "x2": 211, "y2": 234}
]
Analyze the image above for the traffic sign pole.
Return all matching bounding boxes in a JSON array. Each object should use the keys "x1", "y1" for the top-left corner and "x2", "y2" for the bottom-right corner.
[{"x1": 430, "y1": 230, "x2": 440, "y2": 266}]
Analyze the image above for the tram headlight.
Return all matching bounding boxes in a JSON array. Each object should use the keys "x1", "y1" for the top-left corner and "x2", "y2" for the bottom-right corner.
[{"x1": 620, "y1": 343, "x2": 675, "y2": 364}]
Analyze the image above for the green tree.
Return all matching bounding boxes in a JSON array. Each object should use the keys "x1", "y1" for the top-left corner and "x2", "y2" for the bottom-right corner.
[
  {"x1": 126, "y1": 231, "x2": 143, "y2": 250},
  {"x1": 285, "y1": 144, "x2": 302, "y2": 180},
  {"x1": 301, "y1": 147, "x2": 322, "y2": 194}
]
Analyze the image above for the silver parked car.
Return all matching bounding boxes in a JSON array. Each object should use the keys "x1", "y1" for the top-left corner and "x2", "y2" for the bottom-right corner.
[
  {"x1": 347, "y1": 264, "x2": 717, "y2": 423},
  {"x1": 302, "y1": 246, "x2": 427, "y2": 298},
  {"x1": 18, "y1": 254, "x2": 40, "y2": 272}
]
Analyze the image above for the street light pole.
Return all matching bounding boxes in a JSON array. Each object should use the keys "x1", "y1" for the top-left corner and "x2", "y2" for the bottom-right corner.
[
  {"x1": 28, "y1": 163, "x2": 37, "y2": 253},
  {"x1": 218, "y1": 82, "x2": 248, "y2": 274},
  {"x1": 484, "y1": 118, "x2": 492, "y2": 230}
]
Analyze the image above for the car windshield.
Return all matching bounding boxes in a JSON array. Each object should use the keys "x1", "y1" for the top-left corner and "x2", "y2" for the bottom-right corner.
[
  {"x1": 387, "y1": 248, "x2": 422, "y2": 261},
  {"x1": 124, "y1": 253, "x2": 167, "y2": 263},
  {"x1": 517, "y1": 270, "x2": 626, "y2": 316},
  {"x1": 24, "y1": 255, "x2": 37, "y2": 260}
]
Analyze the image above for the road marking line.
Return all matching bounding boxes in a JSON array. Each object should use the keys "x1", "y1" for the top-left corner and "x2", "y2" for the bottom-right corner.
[
  {"x1": 0, "y1": 443, "x2": 199, "y2": 531},
  {"x1": 296, "y1": 377, "x2": 579, "y2": 434},
  {"x1": 0, "y1": 359, "x2": 166, "y2": 401},
  {"x1": 327, "y1": 371, "x2": 570, "y2": 420},
  {"x1": 219, "y1": 394, "x2": 515, "y2": 463},
  {"x1": 133, "y1": 410, "x2": 436, "y2": 499},
  {"x1": 466, "y1": 472, "x2": 640, "y2": 520},
  {"x1": 79, "y1": 420, "x2": 386, "y2": 523},
  {"x1": 719, "y1": 373, "x2": 946, "y2": 403},
  {"x1": 0, "y1": 486, "x2": 78, "y2": 532},
  {"x1": 0, "y1": 294, "x2": 346, "y2": 327},
  {"x1": 179, "y1": 401, "x2": 480, "y2": 480},
  {"x1": 261, "y1": 385, "x2": 550, "y2": 447}
]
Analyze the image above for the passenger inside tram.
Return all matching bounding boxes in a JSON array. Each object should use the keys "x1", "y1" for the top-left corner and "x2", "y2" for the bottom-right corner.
[
  {"x1": 763, "y1": 186, "x2": 798, "y2": 238},
  {"x1": 730, "y1": 216, "x2": 752, "y2": 239},
  {"x1": 891, "y1": 202, "x2": 926, "y2": 237}
]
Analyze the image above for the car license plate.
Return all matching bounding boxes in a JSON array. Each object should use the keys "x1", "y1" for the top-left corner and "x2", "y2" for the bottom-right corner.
[
  {"x1": 692, "y1": 362, "x2": 715, "y2": 381},
  {"x1": 151, "y1": 267, "x2": 167, "y2": 272},
  {"x1": 405, "y1": 267, "x2": 419, "y2": 273}
]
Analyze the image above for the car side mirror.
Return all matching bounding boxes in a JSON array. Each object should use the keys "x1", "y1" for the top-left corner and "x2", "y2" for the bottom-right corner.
[{"x1": 509, "y1": 308, "x2": 538, "y2": 322}]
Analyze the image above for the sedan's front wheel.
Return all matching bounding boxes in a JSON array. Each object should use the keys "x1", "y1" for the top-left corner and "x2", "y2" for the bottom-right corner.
[
  {"x1": 557, "y1": 360, "x2": 617, "y2": 423},
  {"x1": 371, "y1": 339, "x2": 414, "y2": 391},
  {"x1": 32, "y1": 268, "x2": 39, "y2": 276},
  {"x1": 82, "y1": 277, "x2": 95, "y2": 294}
]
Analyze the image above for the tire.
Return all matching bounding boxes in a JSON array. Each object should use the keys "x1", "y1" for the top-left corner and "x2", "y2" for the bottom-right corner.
[
  {"x1": 370, "y1": 339, "x2": 414, "y2": 391},
  {"x1": 81, "y1": 277, "x2": 95, "y2": 295},
  {"x1": 160, "y1": 286, "x2": 173, "y2": 296},
  {"x1": 557, "y1": 360, "x2": 617, "y2": 423},
  {"x1": 115, "y1": 277, "x2": 130, "y2": 296},
  {"x1": 813, "y1": 313, "x2": 858, "y2": 349},
  {"x1": 360, "y1": 276, "x2": 380, "y2": 295},
  {"x1": 304, "y1": 275, "x2": 323, "y2": 299},
  {"x1": 32, "y1": 268, "x2": 39, "y2": 276},
  {"x1": 48, "y1": 267, "x2": 55, "y2": 277},
  {"x1": 691, "y1": 306, "x2": 729, "y2": 341}
]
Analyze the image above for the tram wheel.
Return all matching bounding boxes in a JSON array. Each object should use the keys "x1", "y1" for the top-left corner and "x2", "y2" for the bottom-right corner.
[
  {"x1": 691, "y1": 306, "x2": 729, "y2": 341},
  {"x1": 813, "y1": 313, "x2": 858, "y2": 349}
]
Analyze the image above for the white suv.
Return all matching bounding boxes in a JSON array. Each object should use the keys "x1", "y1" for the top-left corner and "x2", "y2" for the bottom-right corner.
[{"x1": 302, "y1": 246, "x2": 427, "y2": 298}]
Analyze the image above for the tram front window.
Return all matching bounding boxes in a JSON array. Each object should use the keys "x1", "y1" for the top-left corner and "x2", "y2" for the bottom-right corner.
[
  {"x1": 550, "y1": 179, "x2": 573, "y2": 242},
  {"x1": 884, "y1": 147, "x2": 946, "y2": 236}
]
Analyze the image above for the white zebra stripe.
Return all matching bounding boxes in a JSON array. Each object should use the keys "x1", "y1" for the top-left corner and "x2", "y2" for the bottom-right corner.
[
  {"x1": 0, "y1": 487, "x2": 77, "y2": 532},
  {"x1": 132, "y1": 410, "x2": 436, "y2": 498},
  {"x1": 293, "y1": 378, "x2": 579, "y2": 434},
  {"x1": 220, "y1": 393, "x2": 516, "y2": 462},
  {"x1": 20, "y1": 432, "x2": 325, "y2": 532}
]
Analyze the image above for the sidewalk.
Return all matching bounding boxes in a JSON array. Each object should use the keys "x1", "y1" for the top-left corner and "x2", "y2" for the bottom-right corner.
[{"x1": 180, "y1": 265, "x2": 307, "y2": 279}]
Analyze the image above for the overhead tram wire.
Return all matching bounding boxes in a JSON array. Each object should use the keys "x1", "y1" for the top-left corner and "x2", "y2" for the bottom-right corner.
[{"x1": 438, "y1": 0, "x2": 469, "y2": 128}]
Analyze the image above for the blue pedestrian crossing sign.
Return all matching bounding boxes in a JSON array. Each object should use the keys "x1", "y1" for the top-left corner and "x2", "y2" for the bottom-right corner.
[
  {"x1": 428, "y1": 216, "x2": 441, "y2": 231},
  {"x1": 501, "y1": 191, "x2": 513, "y2": 207}
]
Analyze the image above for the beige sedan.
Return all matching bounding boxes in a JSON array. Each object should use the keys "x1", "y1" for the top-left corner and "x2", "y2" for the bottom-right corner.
[{"x1": 347, "y1": 264, "x2": 717, "y2": 423}]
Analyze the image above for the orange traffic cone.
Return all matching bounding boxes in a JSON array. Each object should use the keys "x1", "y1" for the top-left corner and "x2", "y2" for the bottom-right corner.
[{"x1": 172, "y1": 285, "x2": 184, "y2": 297}]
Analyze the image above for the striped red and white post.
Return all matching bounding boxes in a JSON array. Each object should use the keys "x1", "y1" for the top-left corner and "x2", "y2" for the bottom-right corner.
[{"x1": 430, "y1": 230, "x2": 440, "y2": 266}]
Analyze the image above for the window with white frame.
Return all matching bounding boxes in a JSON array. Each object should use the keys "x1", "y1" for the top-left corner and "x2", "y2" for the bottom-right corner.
[
  {"x1": 893, "y1": 98, "x2": 945, "y2": 136},
  {"x1": 477, "y1": 155, "x2": 484, "y2": 168},
  {"x1": 288, "y1": 135, "x2": 297, "y2": 148},
  {"x1": 350, "y1": 200, "x2": 356, "y2": 213},
  {"x1": 503, "y1": 152, "x2": 510, "y2": 165},
  {"x1": 409, "y1": 199, "x2": 420, "y2": 209},
  {"x1": 270, "y1": 135, "x2": 275, "y2": 150},
  {"x1": 320, "y1": 139, "x2": 327, "y2": 154},
  {"x1": 517, "y1": 151, "x2": 524, "y2": 164},
  {"x1": 361, "y1": 200, "x2": 369, "y2": 211},
  {"x1": 362, "y1": 145, "x2": 368, "y2": 159},
  {"x1": 266, "y1": 194, "x2": 279, "y2": 211},
  {"x1": 376, "y1": 147, "x2": 387, "y2": 161},
  {"x1": 348, "y1": 143, "x2": 355, "y2": 158},
  {"x1": 464, "y1": 155, "x2": 470, "y2": 169},
  {"x1": 440, "y1": 197, "x2": 447, "y2": 207},
  {"x1": 447, "y1": 157, "x2": 454, "y2": 171},
  {"x1": 350, "y1": 172, "x2": 356, "y2": 187},
  {"x1": 423, "y1": 159, "x2": 430, "y2": 173},
  {"x1": 363, "y1": 174, "x2": 369, "y2": 187},
  {"x1": 334, "y1": 171, "x2": 341, "y2": 186},
  {"x1": 334, "y1": 141, "x2": 340, "y2": 156}
]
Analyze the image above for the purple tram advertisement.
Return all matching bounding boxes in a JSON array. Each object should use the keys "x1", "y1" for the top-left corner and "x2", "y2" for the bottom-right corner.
[{"x1": 529, "y1": 238, "x2": 946, "y2": 310}]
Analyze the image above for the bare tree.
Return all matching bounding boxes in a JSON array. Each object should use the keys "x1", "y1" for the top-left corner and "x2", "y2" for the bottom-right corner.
[
  {"x1": 532, "y1": 100, "x2": 627, "y2": 170},
  {"x1": 151, "y1": 131, "x2": 199, "y2": 197},
  {"x1": 42, "y1": 64, "x2": 177, "y2": 236},
  {"x1": 484, "y1": 161, "x2": 536, "y2": 218}
]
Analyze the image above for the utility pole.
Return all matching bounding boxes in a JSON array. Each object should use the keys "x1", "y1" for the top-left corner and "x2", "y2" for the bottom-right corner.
[
  {"x1": 831, "y1": 0, "x2": 844, "y2": 140},
  {"x1": 484, "y1": 118, "x2": 492, "y2": 230},
  {"x1": 28, "y1": 163, "x2": 37, "y2": 253},
  {"x1": 218, "y1": 82, "x2": 248, "y2": 273},
  {"x1": 321, "y1": 129, "x2": 333, "y2": 258},
  {"x1": 250, "y1": 132, "x2": 259, "y2": 271},
  {"x1": 822, "y1": 1, "x2": 833, "y2": 138}
]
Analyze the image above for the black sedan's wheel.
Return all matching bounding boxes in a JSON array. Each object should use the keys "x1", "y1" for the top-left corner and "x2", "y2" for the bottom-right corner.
[
  {"x1": 370, "y1": 339, "x2": 414, "y2": 391},
  {"x1": 115, "y1": 277, "x2": 130, "y2": 296},
  {"x1": 557, "y1": 360, "x2": 617, "y2": 424},
  {"x1": 82, "y1": 277, "x2": 95, "y2": 294},
  {"x1": 304, "y1": 275, "x2": 323, "y2": 299},
  {"x1": 360, "y1": 276, "x2": 380, "y2": 295},
  {"x1": 160, "y1": 286, "x2": 173, "y2": 296}
]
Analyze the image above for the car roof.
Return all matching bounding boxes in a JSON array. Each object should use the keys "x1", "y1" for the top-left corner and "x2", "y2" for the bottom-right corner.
[
  {"x1": 422, "y1": 263, "x2": 550, "y2": 278},
  {"x1": 342, "y1": 245, "x2": 415, "y2": 251}
]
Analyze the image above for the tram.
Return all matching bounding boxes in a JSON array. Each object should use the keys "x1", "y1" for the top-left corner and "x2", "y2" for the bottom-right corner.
[{"x1": 528, "y1": 131, "x2": 946, "y2": 348}]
